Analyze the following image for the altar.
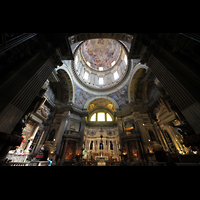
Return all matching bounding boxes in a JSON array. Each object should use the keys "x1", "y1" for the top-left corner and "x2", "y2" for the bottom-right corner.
[{"x1": 95, "y1": 156, "x2": 108, "y2": 166}]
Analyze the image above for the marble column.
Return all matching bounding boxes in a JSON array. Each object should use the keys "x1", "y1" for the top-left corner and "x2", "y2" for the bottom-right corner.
[
  {"x1": 146, "y1": 54, "x2": 200, "y2": 135},
  {"x1": 0, "y1": 55, "x2": 56, "y2": 134},
  {"x1": 55, "y1": 111, "x2": 70, "y2": 154}
]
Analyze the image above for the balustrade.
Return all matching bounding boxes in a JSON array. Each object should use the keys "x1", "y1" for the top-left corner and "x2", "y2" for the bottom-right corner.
[{"x1": 8, "y1": 161, "x2": 48, "y2": 166}]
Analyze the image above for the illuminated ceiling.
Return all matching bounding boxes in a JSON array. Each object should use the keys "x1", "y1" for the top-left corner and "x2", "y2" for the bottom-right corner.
[
  {"x1": 81, "y1": 39, "x2": 121, "y2": 71},
  {"x1": 87, "y1": 98, "x2": 115, "y2": 113}
]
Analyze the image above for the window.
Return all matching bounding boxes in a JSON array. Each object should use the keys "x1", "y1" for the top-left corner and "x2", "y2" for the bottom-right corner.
[
  {"x1": 97, "y1": 112, "x2": 105, "y2": 121},
  {"x1": 113, "y1": 71, "x2": 119, "y2": 80},
  {"x1": 90, "y1": 112, "x2": 113, "y2": 122},
  {"x1": 99, "y1": 67, "x2": 103, "y2": 71},
  {"x1": 106, "y1": 113, "x2": 112, "y2": 121},
  {"x1": 124, "y1": 54, "x2": 128, "y2": 65},
  {"x1": 75, "y1": 56, "x2": 78, "y2": 65},
  {"x1": 90, "y1": 113, "x2": 96, "y2": 121},
  {"x1": 86, "y1": 61, "x2": 91, "y2": 67},
  {"x1": 99, "y1": 77, "x2": 104, "y2": 85},
  {"x1": 84, "y1": 71, "x2": 89, "y2": 80},
  {"x1": 111, "y1": 60, "x2": 116, "y2": 67}
]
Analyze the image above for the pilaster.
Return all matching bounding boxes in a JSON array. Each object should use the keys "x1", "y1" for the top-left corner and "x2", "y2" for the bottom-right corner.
[{"x1": 146, "y1": 54, "x2": 200, "y2": 135}]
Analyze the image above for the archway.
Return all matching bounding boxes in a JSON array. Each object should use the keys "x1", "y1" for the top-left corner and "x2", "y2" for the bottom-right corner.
[
  {"x1": 84, "y1": 96, "x2": 119, "y2": 111},
  {"x1": 128, "y1": 63, "x2": 148, "y2": 102},
  {"x1": 56, "y1": 65, "x2": 74, "y2": 103}
]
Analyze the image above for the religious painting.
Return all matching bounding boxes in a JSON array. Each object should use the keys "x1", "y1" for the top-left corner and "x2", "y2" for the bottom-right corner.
[
  {"x1": 81, "y1": 39, "x2": 121, "y2": 71},
  {"x1": 74, "y1": 84, "x2": 94, "y2": 108},
  {"x1": 69, "y1": 122, "x2": 76, "y2": 131},
  {"x1": 65, "y1": 141, "x2": 76, "y2": 160},
  {"x1": 108, "y1": 83, "x2": 129, "y2": 108}
]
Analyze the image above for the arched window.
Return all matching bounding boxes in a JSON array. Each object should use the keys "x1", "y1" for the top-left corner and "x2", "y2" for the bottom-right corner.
[
  {"x1": 97, "y1": 112, "x2": 105, "y2": 121},
  {"x1": 106, "y1": 113, "x2": 112, "y2": 121},
  {"x1": 89, "y1": 112, "x2": 113, "y2": 122},
  {"x1": 90, "y1": 113, "x2": 96, "y2": 121},
  {"x1": 113, "y1": 71, "x2": 119, "y2": 80}
]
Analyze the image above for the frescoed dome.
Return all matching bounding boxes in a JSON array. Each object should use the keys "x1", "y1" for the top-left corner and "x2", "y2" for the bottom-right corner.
[{"x1": 81, "y1": 39, "x2": 121, "y2": 71}]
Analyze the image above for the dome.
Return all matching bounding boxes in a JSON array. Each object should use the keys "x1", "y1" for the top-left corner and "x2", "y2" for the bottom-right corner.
[
  {"x1": 72, "y1": 38, "x2": 130, "y2": 94},
  {"x1": 81, "y1": 39, "x2": 121, "y2": 71}
]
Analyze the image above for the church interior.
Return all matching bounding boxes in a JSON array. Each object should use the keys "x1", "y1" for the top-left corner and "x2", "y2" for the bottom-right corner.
[{"x1": 0, "y1": 33, "x2": 200, "y2": 166}]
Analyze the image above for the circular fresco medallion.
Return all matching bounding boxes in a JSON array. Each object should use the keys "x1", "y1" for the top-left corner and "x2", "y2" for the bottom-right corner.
[{"x1": 81, "y1": 39, "x2": 121, "y2": 71}]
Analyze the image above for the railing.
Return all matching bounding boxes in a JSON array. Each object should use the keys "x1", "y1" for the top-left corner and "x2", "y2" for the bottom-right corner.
[
  {"x1": 9, "y1": 161, "x2": 48, "y2": 166},
  {"x1": 9, "y1": 162, "x2": 30, "y2": 166}
]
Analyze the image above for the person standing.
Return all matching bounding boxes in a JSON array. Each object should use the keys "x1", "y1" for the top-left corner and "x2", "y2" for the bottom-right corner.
[{"x1": 47, "y1": 157, "x2": 52, "y2": 166}]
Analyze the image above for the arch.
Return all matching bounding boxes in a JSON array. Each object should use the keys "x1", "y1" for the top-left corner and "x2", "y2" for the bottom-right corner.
[
  {"x1": 128, "y1": 63, "x2": 148, "y2": 102},
  {"x1": 56, "y1": 64, "x2": 75, "y2": 103},
  {"x1": 84, "y1": 96, "x2": 119, "y2": 110}
]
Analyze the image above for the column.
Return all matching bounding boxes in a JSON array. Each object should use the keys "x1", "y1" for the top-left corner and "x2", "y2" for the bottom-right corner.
[
  {"x1": 146, "y1": 54, "x2": 200, "y2": 135},
  {"x1": 60, "y1": 139, "x2": 68, "y2": 165},
  {"x1": 78, "y1": 117, "x2": 86, "y2": 154},
  {"x1": 136, "y1": 140, "x2": 143, "y2": 160},
  {"x1": 153, "y1": 121, "x2": 166, "y2": 149},
  {"x1": 132, "y1": 112, "x2": 149, "y2": 162},
  {"x1": 55, "y1": 111, "x2": 70, "y2": 153},
  {"x1": 0, "y1": 55, "x2": 56, "y2": 134},
  {"x1": 117, "y1": 118, "x2": 124, "y2": 137},
  {"x1": 132, "y1": 112, "x2": 149, "y2": 144},
  {"x1": 0, "y1": 33, "x2": 37, "y2": 54}
]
